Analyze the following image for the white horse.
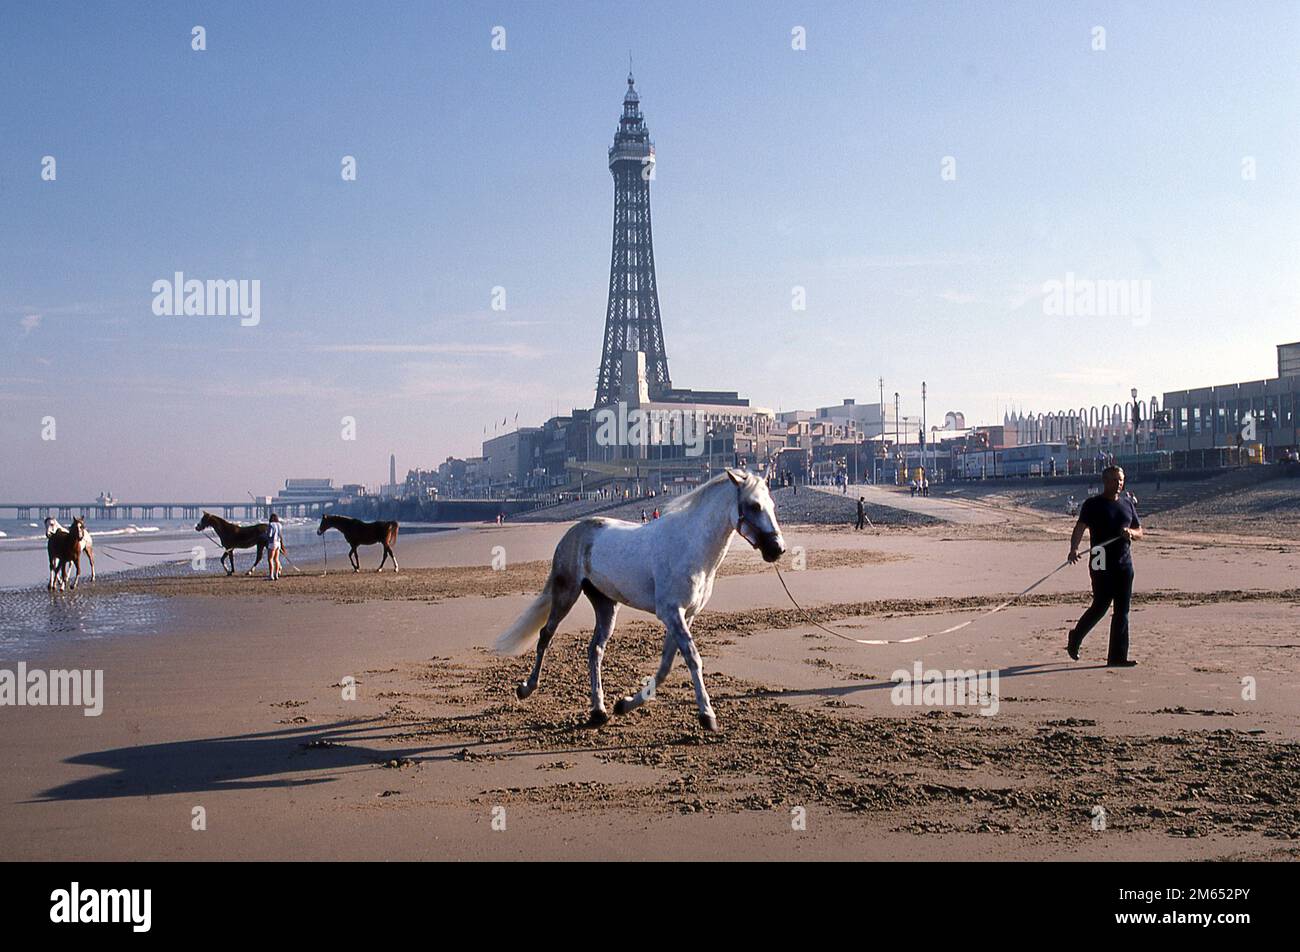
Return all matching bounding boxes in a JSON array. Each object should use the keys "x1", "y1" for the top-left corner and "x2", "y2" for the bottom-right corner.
[{"x1": 494, "y1": 469, "x2": 786, "y2": 731}]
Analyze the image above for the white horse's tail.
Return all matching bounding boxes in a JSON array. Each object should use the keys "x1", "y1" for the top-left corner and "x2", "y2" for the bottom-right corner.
[{"x1": 493, "y1": 585, "x2": 552, "y2": 656}]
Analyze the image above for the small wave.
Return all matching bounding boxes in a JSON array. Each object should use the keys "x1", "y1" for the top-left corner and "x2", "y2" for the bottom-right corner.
[
  {"x1": 91, "y1": 525, "x2": 164, "y2": 538},
  {"x1": 1, "y1": 524, "x2": 166, "y2": 545}
]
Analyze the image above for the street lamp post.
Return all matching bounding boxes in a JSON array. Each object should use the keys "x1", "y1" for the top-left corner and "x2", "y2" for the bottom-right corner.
[
  {"x1": 921, "y1": 381, "x2": 928, "y2": 483},
  {"x1": 1130, "y1": 387, "x2": 1140, "y2": 462},
  {"x1": 894, "y1": 392, "x2": 901, "y2": 484},
  {"x1": 877, "y1": 376, "x2": 885, "y2": 485}
]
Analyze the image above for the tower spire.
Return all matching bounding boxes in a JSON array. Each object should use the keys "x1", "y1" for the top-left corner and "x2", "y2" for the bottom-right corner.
[{"x1": 594, "y1": 71, "x2": 671, "y2": 407}]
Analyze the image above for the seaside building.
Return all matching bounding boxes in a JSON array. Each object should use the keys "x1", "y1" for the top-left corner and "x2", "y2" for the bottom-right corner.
[
  {"x1": 402, "y1": 469, "x2": 439, "y2": 501},
  {"x1": 272, "y1": 479, "x2": 344, "y2": 506},
  {"x1": 808, "y1": 399, "x2": 902, "y2": 440},
  {"x1": 1160, "y1": 341, "x2": 1300, "y2": 459},
  {"x1": 482, "y1": 427, "x2": 542, "y2": 494}
]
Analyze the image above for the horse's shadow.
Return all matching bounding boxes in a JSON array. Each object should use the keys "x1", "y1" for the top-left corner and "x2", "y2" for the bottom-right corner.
[
  {"x1": 31, "y1": 666, "x2": 1108, "y2": 802},
  {"x1": 28, "y1": 717, "x2": 660, "y2": 803}
]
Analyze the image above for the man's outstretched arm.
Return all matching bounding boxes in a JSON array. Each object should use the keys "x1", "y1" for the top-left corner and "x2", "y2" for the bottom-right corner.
[{"x1": 1068, "y1": 520, "x2": 1087, "y2": 563}]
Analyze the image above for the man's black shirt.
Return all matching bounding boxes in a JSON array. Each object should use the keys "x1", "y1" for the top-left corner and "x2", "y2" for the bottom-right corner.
[{"x1": 1078, "y1": 493, "x2": 1141, "y2": 569}]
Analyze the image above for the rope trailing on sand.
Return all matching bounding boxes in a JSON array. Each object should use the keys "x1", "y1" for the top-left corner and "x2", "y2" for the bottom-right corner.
[
  {"x1": 98, "y1": 543, "x2": 199, "y2": 557},
  {"x1": 772, "y1": 535, "x2": 1123, "y2": 646},
  {"x1": 279, "y1": 550, "x2": 305, "y2": 574},
  {"x1": 95, "y1": 548, "x2": 189, "y2": 569}
]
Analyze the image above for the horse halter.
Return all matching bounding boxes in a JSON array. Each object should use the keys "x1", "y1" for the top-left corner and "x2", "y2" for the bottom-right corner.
[{"x1": 733, "y1": 483, "x2": 764, "y2": 548}]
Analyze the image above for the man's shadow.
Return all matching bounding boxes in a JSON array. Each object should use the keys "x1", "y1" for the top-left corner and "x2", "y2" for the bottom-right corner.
[{"x1": 746, "y1": 661, "x2": 1109, "y2": 702}]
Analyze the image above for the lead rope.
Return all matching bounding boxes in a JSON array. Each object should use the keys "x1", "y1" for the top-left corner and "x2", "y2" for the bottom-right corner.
[{"x1": 771, "y1": 535, "x2": 1123, "y2": 646}]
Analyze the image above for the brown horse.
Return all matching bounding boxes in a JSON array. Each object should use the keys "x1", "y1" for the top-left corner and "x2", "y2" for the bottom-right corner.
[
  {"x1": 44, "y1": 516, "x2": 93, "y2": 589},
  {"x1": 196, "y1": 511, "x2": 277, "y2": 576},
  {"x1": 317, "y1": 514, "x2": 399, "y2": 572},
  {"x1": 46, "y1": 523, "x2": 77, "y2": 591}
]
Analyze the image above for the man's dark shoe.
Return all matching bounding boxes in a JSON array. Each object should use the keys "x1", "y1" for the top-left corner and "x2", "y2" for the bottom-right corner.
[
  {"x1": 1066, "y1": 630, "x2": 1080, "y2": 661},
  {"x1": 1107, "y1": 659, "x2": 1138, "y2": 668}
]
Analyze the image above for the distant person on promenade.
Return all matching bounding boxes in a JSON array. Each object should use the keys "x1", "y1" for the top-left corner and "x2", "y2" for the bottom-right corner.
[
  {"x1": 265, "y1": 513, "x2": 284, "y2": 581},
  {"x1": 640, "y1": 509, "x2": 647, "y2": 523},
  {"x1": 855, "y1": 496, "x2": 867, "y2": 530},
  {"x1": 1066, "y1": 466, "x2": 1142, "y2": 667},
  {"x1": 652, "y1": 507, "x2": 660, "y2": 520}
]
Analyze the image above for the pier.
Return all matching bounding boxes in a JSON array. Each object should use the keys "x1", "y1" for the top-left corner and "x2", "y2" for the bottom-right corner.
[{"x1": 0, "y1": 500, "x2": 332, "y2": 522}]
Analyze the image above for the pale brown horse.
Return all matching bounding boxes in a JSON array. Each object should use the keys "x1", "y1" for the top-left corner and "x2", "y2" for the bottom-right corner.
[
  {"x1": 317, "y1": 515, "x2": 399, "y2": 572},
  {"x1": 196, "y1": 511, "x2": 276, "y2": 576},
  {"x1": 44, "y1": 516, "x2": 93, "y2": 590}
]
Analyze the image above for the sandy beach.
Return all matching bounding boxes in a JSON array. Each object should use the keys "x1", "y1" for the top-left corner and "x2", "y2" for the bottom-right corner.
[{"x1": 2, "y1": 490, "x2": 1297, "y2": 862}]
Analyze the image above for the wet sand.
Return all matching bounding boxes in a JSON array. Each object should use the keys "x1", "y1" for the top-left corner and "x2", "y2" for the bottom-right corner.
[{"x1": 1, "y1": 513, "x2": 1298, "y2": 860}]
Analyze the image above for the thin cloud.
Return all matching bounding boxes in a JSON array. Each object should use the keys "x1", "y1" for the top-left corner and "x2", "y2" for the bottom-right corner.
[{"x1": 313, "y1": 342, "x2": 543, "y2": 359}]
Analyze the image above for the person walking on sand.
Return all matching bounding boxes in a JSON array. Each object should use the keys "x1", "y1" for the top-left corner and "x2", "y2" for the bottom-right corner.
[
  {"x1": 265, "y1": 513, "x2": 284, "y2": 581},
  {"x1": 855, "y1": 496, "x2": 867, "y2": 530},
  {"x1": 1066, "y1": 465, "x2": 1142, "y2": 666}
]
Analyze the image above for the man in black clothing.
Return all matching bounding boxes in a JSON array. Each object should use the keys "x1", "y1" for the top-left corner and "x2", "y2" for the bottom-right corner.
[
  {"x1": 1066, "y1": 466, "x2": 1142, "y2": 666},
  {"x1": 855, "y1": 496, "x2": 867, "y2": 530}
]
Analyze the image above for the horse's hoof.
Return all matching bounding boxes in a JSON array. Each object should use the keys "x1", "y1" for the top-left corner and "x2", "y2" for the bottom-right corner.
[
  {"x1": 613, "y1": 696, "x2": 632, "y2": 716},
  {"x1": 698, "y1": 713, "x2": 719, "y2": 732},
  {"x1": 586, "y1": 708, "x2": 610, "y2": 728},
  {"x1": 515, "y1": 683, "x2": 532, "y2": 701}
]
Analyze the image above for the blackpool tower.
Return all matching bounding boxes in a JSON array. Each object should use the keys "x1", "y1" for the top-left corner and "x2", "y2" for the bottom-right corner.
[{"x1": 593, "y1": 72, "x2": 672, "y2": 408}]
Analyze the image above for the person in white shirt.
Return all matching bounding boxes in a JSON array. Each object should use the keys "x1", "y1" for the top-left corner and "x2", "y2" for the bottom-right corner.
[{"x1": 265, "y1": 513, "x2": 284, "y2": 580}]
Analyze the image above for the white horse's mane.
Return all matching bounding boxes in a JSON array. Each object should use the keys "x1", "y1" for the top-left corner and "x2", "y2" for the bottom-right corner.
[{"x1": 662, "y1": 471, "x2": 749, "y2": 515}]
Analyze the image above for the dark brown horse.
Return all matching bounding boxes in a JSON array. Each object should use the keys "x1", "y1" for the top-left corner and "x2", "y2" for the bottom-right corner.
[
  {"x1": 46, "y1": 524, "x2": 78, "y2": 591},
  {"x1": 318, "y1": 514, "x2": 399, "y2": 572},
  {"x1": 196, "y1": 511, "x2": 278, "y2": 576}
]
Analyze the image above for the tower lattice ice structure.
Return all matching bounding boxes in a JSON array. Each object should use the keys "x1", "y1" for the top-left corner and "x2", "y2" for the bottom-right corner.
[{"x1": 593, "y1": 72, "x2": 672, "y2": 408}]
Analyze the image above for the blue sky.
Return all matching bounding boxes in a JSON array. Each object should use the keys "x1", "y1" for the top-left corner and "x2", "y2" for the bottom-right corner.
[{"x1": 2, "y1": 1, "x2": 1297, "y2": 498}]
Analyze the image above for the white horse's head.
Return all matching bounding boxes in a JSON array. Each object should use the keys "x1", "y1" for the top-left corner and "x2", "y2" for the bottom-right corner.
[
  {"x1": 44, "y1": 517, "x2": 64, "y2": 538},
  {"x1": 726, "y1": 468, "x2": 786, "y2": 563}
]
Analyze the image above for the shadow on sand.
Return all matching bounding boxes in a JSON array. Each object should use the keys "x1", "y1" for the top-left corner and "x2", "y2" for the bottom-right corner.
[
  {"x1": 744, "y1": 661, "x2": 1110, "y2": 702},
  {"x1": 33, "y1": 662, "x2": 1111, "y2": 803},
  {"x1": 30, "y1": 716, "x2": 675, "y2": 803}
]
